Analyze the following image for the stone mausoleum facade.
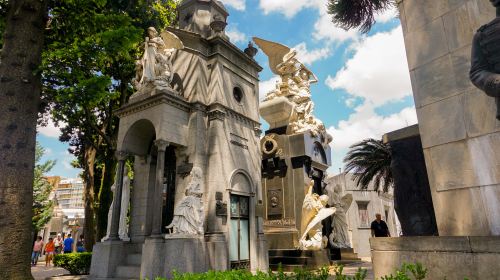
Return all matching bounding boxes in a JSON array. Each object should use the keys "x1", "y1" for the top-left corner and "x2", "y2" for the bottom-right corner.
[{"x1": 90, "y1": 1, "x2": 268, "y2": 279}]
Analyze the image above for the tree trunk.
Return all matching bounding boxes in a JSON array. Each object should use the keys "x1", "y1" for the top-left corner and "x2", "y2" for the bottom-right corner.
[
  {"x1": 83, "y1": 145, "x2": 97, "y2": 252},
  {"x1": 0, "y1": 1, "x2": 47, "y2": 279}
]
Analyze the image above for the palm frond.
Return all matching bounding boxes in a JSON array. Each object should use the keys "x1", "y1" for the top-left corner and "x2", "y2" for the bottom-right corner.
[
  {"x1": 343, "y1": 138, "x2": 392, "y2": 192},
  {"x1": 327, "y1": 0, "x2": 395, "y2": 33}
]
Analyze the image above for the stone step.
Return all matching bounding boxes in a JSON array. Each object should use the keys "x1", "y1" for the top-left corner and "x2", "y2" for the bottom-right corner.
[
  {"x1": 269, "y1": 256, "x2": 308, "y2": 265},
  {"x1": 126, "y1": 253, "x2": 142, "y2": 266},
  {"x1": 269, "y1": 249, "x2": 316, "y2": 258},
  {"x1": 115, "y1": 265, "x2": 141, "y2": 279}
]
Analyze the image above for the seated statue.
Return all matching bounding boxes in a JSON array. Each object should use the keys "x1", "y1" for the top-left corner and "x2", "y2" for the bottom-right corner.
[{"x1": 166, "y1": 167, "x2": 204, "y2": 235}]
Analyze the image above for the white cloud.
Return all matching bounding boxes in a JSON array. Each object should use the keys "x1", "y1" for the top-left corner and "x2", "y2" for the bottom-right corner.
[
  {"x1": 37, "y1": 118, "x2": 65, "y2": 138},
  {"x1": 374, "y1": 5, "x2": 398, "y2": 23},
  {"x1": 259, "y1": 76, "x2": 280, "y2": 101},
  {"x1": 345, "y1": 98, "x2": 356, "y2": 108},
  {"x1": 312, "y1": 9, "x2": 359, "y2": 42},
  {"x1": 293, "y1": 42, "x2": 331, "y2": 65},
  {"x1": 221, "y1": 0, "x2": 246, "y2": 11},
  {"x1": 326, "y1": 26, "x2": 411, "y2": 106},
  {"x1": 258, "y1": 0, "x2": 319, "y2": 18},
  {"x1": 226, "y1": 26, "x2": 247, "y2": 44},
  {"x1": 328, "y1": 105, "x2": 418, "y2": 151}
]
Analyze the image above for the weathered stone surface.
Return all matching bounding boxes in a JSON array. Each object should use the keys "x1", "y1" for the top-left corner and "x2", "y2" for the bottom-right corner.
[
  {"x1": 404, "y1": 18, "x2": 448, "y2": 70},
  {"x1": 464, "y1": 87, "x2": 500, "y2": 137},
  {"x1": 442, "y1": 4, "x2": 473, "y2": 52},
  {"x1": 370, "y1": 236, "x2": 500, "y2": 280},
  {"x1": 412, "y1": 55, "x2": 457, "y2": 108},
  {"x1": 417, "y1": 94, "x2": 466, "y2": 148},
  {"x1": 403, "y1": 0, "x2": 449, "y2": 33}
]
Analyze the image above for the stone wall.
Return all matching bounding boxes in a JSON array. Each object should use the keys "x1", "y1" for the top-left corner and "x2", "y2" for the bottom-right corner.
[
  {"x1": 398, "y1": 0, "x2": 500, "y2": 236},
  {"x1": 371, "y1": 236, "x2": 500, "y2": 279}
]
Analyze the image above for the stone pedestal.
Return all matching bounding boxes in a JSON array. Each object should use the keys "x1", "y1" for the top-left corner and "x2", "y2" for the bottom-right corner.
[
  {"x1": 89, "y1": 241, "x2": 125, "y2": 279},
  {"x1": 398, "y1": 0, "x2": 500, "y2": 236},
  {"x1": 370, "y1": 237, "x2": 500, "y2": 279}
]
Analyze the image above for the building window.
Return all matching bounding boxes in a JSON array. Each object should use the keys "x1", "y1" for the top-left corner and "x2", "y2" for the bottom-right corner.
[
  {"x1": 233, "y1": 87, "x2": 243, "y2": 103},
  {"x1": 357, "y1": 201, "x2": 370, "y2": 228}
]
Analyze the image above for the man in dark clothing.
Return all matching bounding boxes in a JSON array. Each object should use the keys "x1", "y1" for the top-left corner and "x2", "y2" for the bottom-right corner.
[
  {"x1": 371, "y1": 213, "x2": 391, "y2": 237},
  {"x1": 469, "y1": 0, "x2": 500, "y2": 120}
]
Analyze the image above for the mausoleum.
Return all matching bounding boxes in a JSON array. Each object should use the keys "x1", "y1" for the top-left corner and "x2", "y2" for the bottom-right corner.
[{"x1": 90, "y1": 1, "x2": 268, "y2": 279}]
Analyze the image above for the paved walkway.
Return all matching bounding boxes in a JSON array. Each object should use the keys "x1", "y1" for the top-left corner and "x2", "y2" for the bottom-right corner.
[{"x1": 31, "y1": 263, "x2": 70, "y2": 280}]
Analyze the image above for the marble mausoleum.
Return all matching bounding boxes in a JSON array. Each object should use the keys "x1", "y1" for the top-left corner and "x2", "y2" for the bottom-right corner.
[{"x1": 90, "y1": 1, "x2": 268, "y2": 279}]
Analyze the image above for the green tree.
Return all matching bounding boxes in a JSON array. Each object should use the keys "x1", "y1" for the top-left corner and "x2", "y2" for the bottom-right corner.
[
  {"x1": 0, "y1": 0, "x2": 49, "y2": 279},
  {"x1": 42, "y1": 0, "x2": 176, "y2": 250},
  {"x1": 327, "y1": 0, "x2": 395, "y2": 33},
  {"x1": 33, "y1": 142, "x2": 56, "y2": 234},
  {"x1": 343, "y1": 138, "x2": 393, "y2": 192}
]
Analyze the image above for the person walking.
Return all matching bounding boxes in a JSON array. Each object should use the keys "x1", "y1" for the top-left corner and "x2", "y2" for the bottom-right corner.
[
  {"x1": 63, "y1": 233, "x2": 74, "y2": 254},
  {"x1": 44, "y1": 237, "x2": 55, "y2": 266},
  {"x1": 370, "y1": 213, "x2": 391, "y2": 237},
  {"x1": 31, "y1": 236, "x2": 44, "y2": 266},
  {"x1": 54, "y1": 233, "x2": 63, "y2": 254}
]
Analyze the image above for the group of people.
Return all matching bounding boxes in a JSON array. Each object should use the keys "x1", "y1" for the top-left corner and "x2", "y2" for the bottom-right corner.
[{"x1": 31, "y1": 233, "x2": 85, "y2": 266}]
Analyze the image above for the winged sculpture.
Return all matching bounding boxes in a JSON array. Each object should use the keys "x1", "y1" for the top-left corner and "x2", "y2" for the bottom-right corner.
[
  {"x1": 253, "y1": 37, "x2": 332, "y2": 144},
  {"x1": 132, "y1": 27, "x2": 184, "y2": 95},
  {"x1": 298, "y1": 181, "x2": 336, "y2": 250}
]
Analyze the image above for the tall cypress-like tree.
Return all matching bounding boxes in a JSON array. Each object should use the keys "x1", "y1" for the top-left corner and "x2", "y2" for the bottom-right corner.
[
  {"x1": 0, "y1": 1, "x2": 48, "y2": 279},
  {"x1": 33, "y1": 142, "x2": 56, "y2": 235}
]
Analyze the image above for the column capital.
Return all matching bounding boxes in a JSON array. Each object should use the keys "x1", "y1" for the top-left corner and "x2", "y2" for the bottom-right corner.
[
  {"x1": 115, "y1": 151, "x2": 128, "y2": 161},
  {"x1": 154, "y1": 139, "x2": 170, "y2": 151}
]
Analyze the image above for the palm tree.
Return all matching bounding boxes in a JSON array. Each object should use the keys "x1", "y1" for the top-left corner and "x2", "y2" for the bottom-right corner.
[
  {"x1": 327, "y1": 0, "x2": 395, "y2": 33},
  {"x1": 343, "y1": 138, "x2": 393, "y2": 192}
]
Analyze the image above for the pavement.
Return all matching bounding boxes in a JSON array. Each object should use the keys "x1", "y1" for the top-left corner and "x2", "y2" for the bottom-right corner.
[{"x1": 31, "y1": 263, "x2": 70, "y2": 280}]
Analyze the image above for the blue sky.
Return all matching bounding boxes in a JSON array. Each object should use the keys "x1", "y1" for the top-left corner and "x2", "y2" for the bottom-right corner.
[{"x1": 37, "y1": 0, "x2": 418, "y2": 179}]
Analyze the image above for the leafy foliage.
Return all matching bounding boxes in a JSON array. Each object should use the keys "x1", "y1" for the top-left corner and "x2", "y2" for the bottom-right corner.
[
  {"x1": 165, "y1": 266, "x2": 330, "y2": 280},
  {"x1": 32, "y1": 142, "x2": 56, "y2": 233},
  {"x1": 327, "y1": 0, "x2": 395, "y2": 33},
  {"x1": 334, "y1": 265, "x2": 368, "y2": 280},
  {"x1": 343, "y1": 138, "x2": 393, "y2": 192},
  {"x1": 380, "y1": 263, "x2": 427, "y2": 280},
  {"x1": 53, "y1": 252, "x2": 92, "y2": 275},
  {"x1": 41, "y1": 0, "x2": 177, "y2": 248}
]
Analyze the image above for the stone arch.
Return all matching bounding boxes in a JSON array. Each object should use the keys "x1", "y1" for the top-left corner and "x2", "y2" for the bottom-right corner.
[
  {"x1": 229, "y1": 169, "x2": 254, "y2": 195},
  {"x1": 122, "y1": 119, "x2": 156, "y2": 156}
]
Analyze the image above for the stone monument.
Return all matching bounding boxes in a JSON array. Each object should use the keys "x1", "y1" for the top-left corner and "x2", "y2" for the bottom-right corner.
[
  {"x1": 90, "y1": 1, "x2": 268, "y2": 279},
  {"x1": 254, "y1": 37, "x2": 333, "y2": 270},
  {"x1": 370, "y1": 0, "x2": 500, "y2": 279}
]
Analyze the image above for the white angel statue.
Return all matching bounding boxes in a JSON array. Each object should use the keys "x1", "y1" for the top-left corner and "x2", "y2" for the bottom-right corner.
[
  {"x1": 328, "y1": 184, "x2": 353, "y2": 248},
  {"x1": 132, "y1": 27, "x2": 184, "y2": 95},
  {"x1": 299, "y1": 180, "x2": 336, "y2": 250},
  {"x1": 102, "y1": 166, "x2": 130, "y2": 241},
  {"x1": 166, "y1": 167, "x2": 204, "y2": 235}
]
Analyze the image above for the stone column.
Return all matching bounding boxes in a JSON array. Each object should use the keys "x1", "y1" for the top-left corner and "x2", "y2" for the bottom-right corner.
[
  {"x1": 108, "y1": 151, "x2": 127, "y2": 241},
  {"x1": 151, "y1": 139, "x2": 169, "y2": 237}
]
